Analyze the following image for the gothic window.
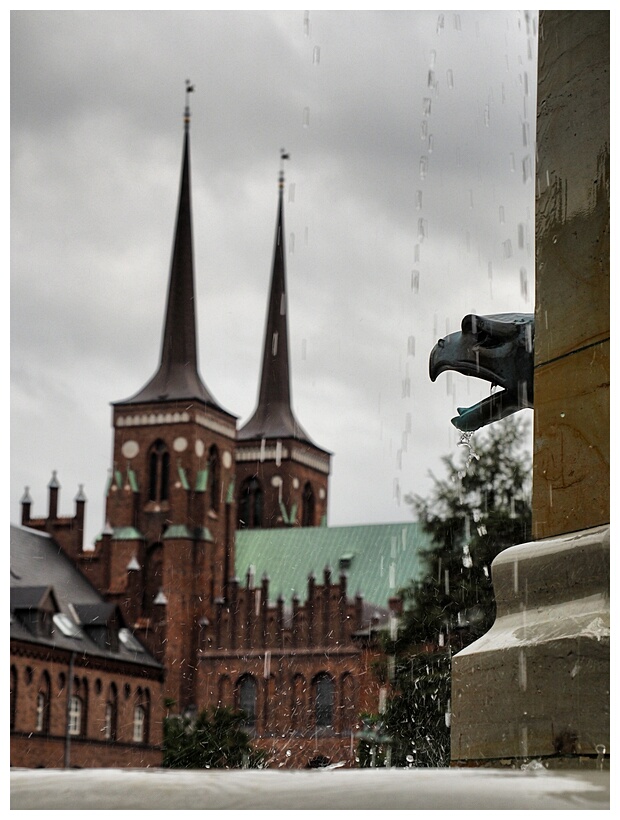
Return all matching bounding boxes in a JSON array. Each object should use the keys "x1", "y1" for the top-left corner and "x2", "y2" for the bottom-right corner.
[
  {"x1": 207, "y1": 445, "x2": 220, "y2": 512},
  {"x1": 133, "y1": 705, "x2": 146, "y2": 743},
  {"x1": 302, "y1": 482, "x2": 315, "y2": 527},
  {"x1": 104, "y1": 684, "x2": 118, "y2": 741},
  {"x1": 314, "y1": 672, "x2": 334, "y2": 728},
  {"x1": 237, "y1": 674, "x2": 257, "y2": 729},
  {"x1": 10, "y1": 666, "x2": 17, "y2": 731},
  {"x1": 148, "y1": 439, "x2": 170, "y2": 502},
  {"x1": 35, "y1": 672, "x2": 51, "y2": 734},
  {"x1": 68, "y1": 695, "x2": 83, "y2": 736},
  {"x1": 133, "y1": 688, "x2": 150, "y2": 743},
  {"x1": 238, "y1": 477, "x2": 263, "y2": 529}
]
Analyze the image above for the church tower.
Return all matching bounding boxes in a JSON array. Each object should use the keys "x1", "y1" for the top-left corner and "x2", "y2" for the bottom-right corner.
[
  {"x1": 102, "y1": 87, "x2": 237, "y2": 711},
  {"x1": 236, "y1": 157, "x2": 331, "y2": 529}
]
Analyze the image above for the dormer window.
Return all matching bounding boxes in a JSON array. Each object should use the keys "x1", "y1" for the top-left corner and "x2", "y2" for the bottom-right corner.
[{"x1": 53, "y1": 612, "x2": 83, "y2": 639}]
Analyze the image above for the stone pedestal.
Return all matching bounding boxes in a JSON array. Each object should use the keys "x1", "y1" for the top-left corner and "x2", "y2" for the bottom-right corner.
[
  {"x1": 451, "y1": 526, "x2": 609, "y2": 765},
  {"x1": 450, "y1": 11, "x2": 609, "y2": 767}
]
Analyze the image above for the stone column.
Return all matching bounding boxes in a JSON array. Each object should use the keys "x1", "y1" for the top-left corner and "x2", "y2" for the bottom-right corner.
[{"x1": 450, "y1": 11, "x2": 609, "y2": 768}]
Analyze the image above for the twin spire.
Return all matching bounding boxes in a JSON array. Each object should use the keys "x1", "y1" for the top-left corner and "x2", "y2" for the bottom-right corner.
[
  {"x1": 119, "y1": 87, "x2": 308, "y2": 444},
  {"x1": 119, "y1": 82, "x2": 220, "y2": 408},
  {"x1": 238, "y1": 149, "x2": 311, "y2": 443}
]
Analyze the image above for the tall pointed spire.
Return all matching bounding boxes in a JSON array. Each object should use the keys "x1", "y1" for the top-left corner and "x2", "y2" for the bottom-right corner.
[
  {"x1": 239, "y1": 153, "x2": 312, "y2": 443},
  {"x1": 118, "y1": 82, "x2": 221, "y2": 409}
]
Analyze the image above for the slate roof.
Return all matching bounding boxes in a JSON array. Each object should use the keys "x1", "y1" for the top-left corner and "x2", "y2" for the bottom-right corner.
[
  {"x1": 235, "y1": 522, "x2": 432, "y2": 608},
  {"x1": 10, "y1": 524, "x2": 160, "y2": 669}
]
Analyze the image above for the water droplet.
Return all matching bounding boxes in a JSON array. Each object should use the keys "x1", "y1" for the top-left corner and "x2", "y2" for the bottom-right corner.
[
  {"x1": 428, "y1": 134, "x2": 434, "y2": 153},
  {"x1": 447, "y1": 69, "x2": 454, "y2": 89},
  {"x1": 419, "y1": 156, "x2": 428, "y2": 180},
  {"x1": 312, "y1": 45, "x2": 320, "y2": 64},
  {"x1": 411, "y1": 271, "x2": 419, "y2": 293},
  {"x1": 436, "y1": 14, "x2": 444, "y2": 33},
  {"x1": 503, "y1": 239, "x2": 513, "y2": 258},
  {"x1": 415, "y1": 190, "x2": 423, "y2": 210},
  {"x1": 303, "y1": 11, "x2": 310, "y2": 36},
  {"x1": 422, "y1": 97, "x2": 432, "y2": 116},
  {"x1": 522, "y1": 121, "x2": 530, "y2": 147},
  {"x1": 417, "y1": 218, "x2": 427, "y2": 241}
]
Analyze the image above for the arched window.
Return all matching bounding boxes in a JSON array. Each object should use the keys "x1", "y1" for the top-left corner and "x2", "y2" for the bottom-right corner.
[
  {"x1": 238, "y1": 477, "x2": 263, "y2": 529},
  {"x1": 133, "y1": 705, "x2": 146, "y2": 742},
  {"x1": 35, "y1": 672, "x2": 51, "y2": 734},
  {"x1": 237, "y1": 674, "x2": 257, "y2": 729},
  {"x1": 104, "y1": 684, "x2": 118, "y2": 741},
  {"x1": 10, "y1": 666, "x2": 17, "y2": 731},
  {"x1": 143, "y1": 543, "x2": 163, "y2": 615},
  {"x1": 207, "y1": 445, "x2": 220, "y2": 511},
  {"x1": 302, "y1": 482, "x2": 315, "y2": 527},
  {"x1": 314, "y1": 672, "x2": 334, "y2": 728},
  {"x1": 133, "y1": 687, "x2": 150, "y2": 744},
  {"x1": 148, "y1": 439, "x2": 170, "y2": 503},
  {"x1": 68, "y1": 695, "x2": 83, "y2": 736}
]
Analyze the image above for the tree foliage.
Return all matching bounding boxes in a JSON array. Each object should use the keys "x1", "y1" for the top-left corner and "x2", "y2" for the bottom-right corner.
[
  {"x1": 380, "y1": 416, "x2": 532, "y2": 767},
  {"x1": 163, "y1": 706, "x2": 266, "y2": 769}
]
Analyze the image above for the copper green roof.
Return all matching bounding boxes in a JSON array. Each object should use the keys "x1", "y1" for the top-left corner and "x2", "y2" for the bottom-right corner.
[{"x1": 235, "y1": 523, "x2": 431, "y2": 608}]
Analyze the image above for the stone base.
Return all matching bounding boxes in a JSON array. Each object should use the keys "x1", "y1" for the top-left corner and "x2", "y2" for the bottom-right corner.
[{"x1": 450, "y1": 525, "x2": 609, "y2": 766}]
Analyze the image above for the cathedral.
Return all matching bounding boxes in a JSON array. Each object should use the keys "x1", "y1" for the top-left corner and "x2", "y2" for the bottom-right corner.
[{"x1": 11, "y1": 96, "x2": 429, "y2": 768}]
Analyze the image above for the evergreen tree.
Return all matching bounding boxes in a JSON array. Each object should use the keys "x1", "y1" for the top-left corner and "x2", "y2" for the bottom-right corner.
[
  {"x1": 163, "y1": 706, "x2": 266, "y2": 769},
  {"x1": 380, "y1": 416, "x2": 532, "y2": 767}
]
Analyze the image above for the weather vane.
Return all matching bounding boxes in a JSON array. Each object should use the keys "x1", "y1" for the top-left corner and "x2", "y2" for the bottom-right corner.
[
  {"x1": 279, "y1": 148, "x2": 290, "y2": 187},
  {"x1": 184, "y1": 79, "x2": 195, "y2": 127}
]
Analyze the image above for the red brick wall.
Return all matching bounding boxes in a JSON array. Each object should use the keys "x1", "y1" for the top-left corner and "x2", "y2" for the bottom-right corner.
[{"x1": 10, "y1": 643, "x2": 164, "y2": 769}]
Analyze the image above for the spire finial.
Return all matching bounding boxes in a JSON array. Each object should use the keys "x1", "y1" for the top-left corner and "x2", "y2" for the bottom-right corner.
[
  {"x1": 279, "y1": 148, "x2": 290, "y2": 189},
  {"x1": 184, "y1": 79, "x2": 195, "y2": 129}
]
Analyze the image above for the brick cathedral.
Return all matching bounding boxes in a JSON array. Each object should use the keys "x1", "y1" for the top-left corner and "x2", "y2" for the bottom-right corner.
[{"x1": 12, "y1": 96, "x2": 419, "y2": 768}]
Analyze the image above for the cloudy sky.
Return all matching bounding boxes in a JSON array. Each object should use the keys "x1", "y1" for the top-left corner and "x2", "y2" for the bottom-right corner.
[{"x1": 11, "y1": 9, "x2": 537, "y2": 546}]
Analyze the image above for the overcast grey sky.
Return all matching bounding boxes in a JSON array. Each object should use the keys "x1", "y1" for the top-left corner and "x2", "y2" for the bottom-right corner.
[{"x1": 11, "y1": 10, "x2": 537, "y2": 546}]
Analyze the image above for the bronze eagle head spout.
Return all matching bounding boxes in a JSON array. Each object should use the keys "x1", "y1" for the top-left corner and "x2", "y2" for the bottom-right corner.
[{"x1": 429, "y1": 312, "x2": 534, "y2": 432}]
